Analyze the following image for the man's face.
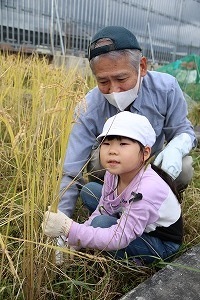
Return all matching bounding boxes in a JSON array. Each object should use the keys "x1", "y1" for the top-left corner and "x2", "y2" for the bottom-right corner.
[{"x1": 92, "y1": 55, "x2": 139, "y2": 94}]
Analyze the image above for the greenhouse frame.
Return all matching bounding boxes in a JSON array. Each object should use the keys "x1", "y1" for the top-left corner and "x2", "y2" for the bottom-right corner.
[{"x1": 0, "y1": 0, "x2": 200, "y2": 64}]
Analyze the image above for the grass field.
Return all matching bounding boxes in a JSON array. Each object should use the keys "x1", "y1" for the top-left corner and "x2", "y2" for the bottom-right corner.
[{"x1": 0, "y1": 53, "x2": 200, "y2": 300}]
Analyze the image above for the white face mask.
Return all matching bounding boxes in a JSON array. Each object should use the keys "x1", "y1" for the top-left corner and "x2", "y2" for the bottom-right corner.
[{"x1": 103, "y1": 68, "x2": 142, "y2": 111}]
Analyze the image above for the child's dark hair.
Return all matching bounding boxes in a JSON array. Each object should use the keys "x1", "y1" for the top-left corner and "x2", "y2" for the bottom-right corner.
[
  {"x1": 102, "y1": 135, "x2": 140, "y2": 143},
  {"x1": 151, "y1": 164, "x2": 182, "y2": 203}
]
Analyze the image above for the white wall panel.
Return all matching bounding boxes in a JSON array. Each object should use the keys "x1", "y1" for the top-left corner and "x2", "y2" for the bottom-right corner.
[{"x1": 0, "y1": 0, "x2": 200, "y2": 62}]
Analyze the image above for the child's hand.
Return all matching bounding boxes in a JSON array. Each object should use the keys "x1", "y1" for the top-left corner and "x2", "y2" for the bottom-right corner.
[{"x1": 42, "y1": 209, "x2": 73, "y2": 238}]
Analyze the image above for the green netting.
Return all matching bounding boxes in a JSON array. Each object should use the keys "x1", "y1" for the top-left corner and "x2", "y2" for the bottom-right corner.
[{"x1": 156, "y1": 54, "x2": 200, "y2": 102}]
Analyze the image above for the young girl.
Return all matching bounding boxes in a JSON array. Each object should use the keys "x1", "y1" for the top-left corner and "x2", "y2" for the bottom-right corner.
[{"x1": 43, "y1": 112, "x2": 183, "y2": 265}]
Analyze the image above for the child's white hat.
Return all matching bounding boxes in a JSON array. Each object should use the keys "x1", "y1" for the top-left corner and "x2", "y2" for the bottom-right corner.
[{"x1": 97, "y1": 112, "x2": 156, "y2": 147}]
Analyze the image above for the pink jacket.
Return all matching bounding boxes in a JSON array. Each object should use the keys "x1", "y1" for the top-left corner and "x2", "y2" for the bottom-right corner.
[{"x1": 68, "y1": 165, "x2": 182, "y2": 251}]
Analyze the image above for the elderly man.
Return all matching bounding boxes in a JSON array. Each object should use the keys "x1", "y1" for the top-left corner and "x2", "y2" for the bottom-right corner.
[{"x1": 58, "y1": 25, "x2": 196, "y2": 218}]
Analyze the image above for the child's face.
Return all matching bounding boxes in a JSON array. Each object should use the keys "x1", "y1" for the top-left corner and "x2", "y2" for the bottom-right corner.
[{"x1": 100, "y1": 137, "x2": 150, "y2": 177}]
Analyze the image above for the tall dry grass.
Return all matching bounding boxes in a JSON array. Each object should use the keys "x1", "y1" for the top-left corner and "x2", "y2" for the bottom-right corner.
[{"x1": 0, "y1": 53, "x2": 199, "y2": 300}]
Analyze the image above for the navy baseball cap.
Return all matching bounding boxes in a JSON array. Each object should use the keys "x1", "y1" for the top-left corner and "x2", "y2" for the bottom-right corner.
[{"x1": 88, "y1": 26, "x2": 142, "y2": 61}]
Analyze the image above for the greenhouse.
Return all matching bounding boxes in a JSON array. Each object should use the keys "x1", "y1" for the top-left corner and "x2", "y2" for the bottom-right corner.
[{"x1": 0, "y1": 0, "x2": 200, "y2": 63}]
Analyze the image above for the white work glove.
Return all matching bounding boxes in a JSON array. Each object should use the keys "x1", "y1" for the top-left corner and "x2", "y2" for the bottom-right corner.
[
  {"x1": 42, "y1": 209, "x2": 73, "y2": 238},
  {"x1": 154, "y1": 133, "x2": 193, "y2": 180}
]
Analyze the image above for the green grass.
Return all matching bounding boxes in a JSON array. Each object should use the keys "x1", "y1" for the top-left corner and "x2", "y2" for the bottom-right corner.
[
  {"x1": 0, "y1": 53, "x2": 200, "y2": 300},
  {"x1": 182, "y1": 83, "x2": 200, "y2": 103}
]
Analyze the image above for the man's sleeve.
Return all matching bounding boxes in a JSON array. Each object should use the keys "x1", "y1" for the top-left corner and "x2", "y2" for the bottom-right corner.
[
  {"x1": 164, "y1": 78, "x2": 197, "y2": 147},
  {"x1": 58, "y1": 111, "x2": 97, "y2": 217}
]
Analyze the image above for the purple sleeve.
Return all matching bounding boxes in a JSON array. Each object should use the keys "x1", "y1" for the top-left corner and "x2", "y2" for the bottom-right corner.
[{"x1": 68, "y1": 199, "x2": 158, "y2": 251}]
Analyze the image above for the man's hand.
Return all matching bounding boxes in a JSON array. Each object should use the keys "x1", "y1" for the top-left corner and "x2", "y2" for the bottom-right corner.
[
  {"x1": 154, "y1": 133, "x2": 193, "y2": 179},
  {"x1": 154, "y1": 147, "x2": 182, "y2": 179},
  {"x1": 42, "y1": 209, "x2": 73, "y2": 238}
]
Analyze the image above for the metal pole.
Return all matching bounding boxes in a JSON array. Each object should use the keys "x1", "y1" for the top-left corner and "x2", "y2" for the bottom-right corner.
[
  {"x1": 54, "y1": 0, "x2": 65, "y2": 55},
  {"x1": 147, "y1": 22, "x2": 155, "y2": 64},
  {"x1": 144, "y1": 0, "x2": 151, "y2": 57},
  {"x1": 173, "y1": 0, "x2": 184, "y2": 61},
  {"x1": 50, "y1": 0, "x2": 55, "y2": 56},
  {"x1": 105, "y1": 0, "x2": 110, "y2": 27}
]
